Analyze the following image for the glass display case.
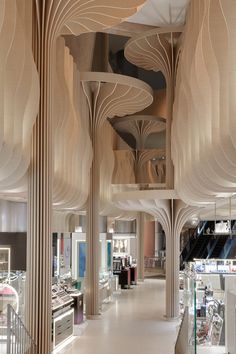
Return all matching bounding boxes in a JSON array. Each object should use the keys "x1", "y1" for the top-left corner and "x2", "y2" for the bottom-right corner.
[
  {"x1": 180, "y1": 262, "x2": 228, "y2": 353},
  {"x1": 53, "y1": 233, "x2": 72, "y2": 279},
  {"x1": 99, "y1": 271, "x2": 119, "y2": 309},
  {"x1": 180, "y1": 267, "x2": 197, "y2": 354}
]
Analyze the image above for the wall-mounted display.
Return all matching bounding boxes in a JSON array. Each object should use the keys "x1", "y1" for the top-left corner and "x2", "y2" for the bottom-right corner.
[
  {"x1": 193, "y1": 259, "x2": 236, "y2": 274},
  {"x1": 78, "y1": 241, "x2": 86, "y2": 278},
  {"x1": 113, "y1": 239, "x2": 128, "y2": 254}
]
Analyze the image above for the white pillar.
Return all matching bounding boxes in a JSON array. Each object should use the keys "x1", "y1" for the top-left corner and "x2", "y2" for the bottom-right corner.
[
  {"x1": 155, "y1": 221, "x2": 163, "y2": 257},
  {"x1": 165, "y1": 200, "x2": 180, "y2": 320},
  {"x1": 26, "y1": 5, "x2": 52, "y2": 352},
  {"x1": 165, "y1": 231, "x2": 180, "y2": 320},
  {"x1": 137, "y1": 212, "x2": 145, "y2": 281},
  {"x1": 86, "y1": 133, "x2": 100, "y2": 317}
]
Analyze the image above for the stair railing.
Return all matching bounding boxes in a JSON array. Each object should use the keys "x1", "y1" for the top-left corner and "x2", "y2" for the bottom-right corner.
[{"x1": 6, "y1": 304, "x2": 37, "y2": 354}]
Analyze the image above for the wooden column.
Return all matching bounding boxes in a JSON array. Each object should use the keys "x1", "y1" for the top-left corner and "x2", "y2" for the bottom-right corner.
[
  {"x1": 137, "y1": 212, "x2": 145, "y2": 281},
  {"x1": 26, "y1": 3, "x2": 52, "y2": 353},
  {"x1": 165, "y1": 232, "x2": 180, "y2": 319},
  {"x1": 86, "y1": 130, "x2": 101, "y2": 316}
]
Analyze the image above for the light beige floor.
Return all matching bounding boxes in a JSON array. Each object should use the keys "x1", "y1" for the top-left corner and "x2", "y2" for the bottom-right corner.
[{"x1": 58, "y1": 279, "x2": 179, "y2": 354}]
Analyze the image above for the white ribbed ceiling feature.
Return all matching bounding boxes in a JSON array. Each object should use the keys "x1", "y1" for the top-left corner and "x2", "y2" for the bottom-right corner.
[
  {"x1": 127, "y1": 0, "x2": 189, "y2": 27},
  {"x1": 53, "y1": 38, "x2": 92, "y2": 209},
  {"x1": 0, "y1": 0, "x2": 146, "y2": 201},
  {"x1": 172, "y1": 0, "x2": 236, "y2": 205},
  {"x1": 113, "y1": 189, "x2": 198, "y2": 237},
  {"x1": 124, "y1": 27, "x2": 183, "y2": 83},
  {"x1": 50, "y1": 0, "x2": 148, "y2": 36},
  {"x1": 0, "y1": 0, "x2": 39, "y2": 193}
]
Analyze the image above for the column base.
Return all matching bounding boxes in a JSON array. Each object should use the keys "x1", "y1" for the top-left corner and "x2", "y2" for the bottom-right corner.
[
  {"x1": 164, "y1": 314, "x2": 180, "y2": 322},
  {"x1": 86, "y1": 314, "x2": 101, "y2": 320}
]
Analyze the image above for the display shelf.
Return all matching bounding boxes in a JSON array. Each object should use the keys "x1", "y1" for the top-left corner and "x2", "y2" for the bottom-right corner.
[
  {"x1": 51, "y1": 283, "x2": 75, "y2": 349},
  {"x1": 192, "y1": 259, "x2": 236, "y2": 274},
  {"x1": 0, "y1": 248, "x2": 10, "y2": 278},
  {"x1": 53, "y1": 308, "x2": 74, "y2": 349}
]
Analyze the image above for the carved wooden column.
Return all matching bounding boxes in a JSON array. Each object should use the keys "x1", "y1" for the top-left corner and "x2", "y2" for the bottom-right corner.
[
  {"x1": 165, "y1": 200, "x2": 199, "y2": 320},
  {"x1": 24, "y1": 0, "x2": 147, "y2": 349},
  {"x1": 124, "y1": 27, "x2": 184, "y2": 189},
  {"x1": 26, "y1": 3, "x2": 52, "y2": 353},
  {"x1": 86, "y1": 123, "x2": 101, "y2": 316},
  {"x1": 110, "y1": 115, "x2": 166, "y2": 184},
  {"x1": 137, "y1": 212, "x2": 145, "y2": 281},
  {"x1": 81, "y1": 72, "x2": 153, "y2": 316},
  {"x1": 165, "y1": 200, "x2": 180, "y2": 320}
]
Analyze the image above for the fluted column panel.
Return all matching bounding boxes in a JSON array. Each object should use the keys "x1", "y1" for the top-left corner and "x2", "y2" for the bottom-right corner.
[
  {"x1": 86, "y1": 131, "x2": 100, "y2": 316},
  {"x1": 173, "y1": 0, "x2": 236, "y2": 205},
  {"x1": 27, "y1": 3, "x2": 52, "y2": 353},
  {"x1": 81, "y1": 72, "x2": 153, "y2": 315},
  {"x1": 137, "y1": 212, "x2": 145, "y2": 280},
  {"x1": 112, "y1": 150, "x2": 136, "y2": 184},
  {"x1": 53, "y1": 38, "x2": 93, "y2": 209},
  {"x1": 0, "y1": 0, "x2": 39, "y2": 194}
]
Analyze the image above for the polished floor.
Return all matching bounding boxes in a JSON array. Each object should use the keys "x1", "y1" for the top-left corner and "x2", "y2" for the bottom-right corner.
[{"x1": 58, "y1": 279, "x2": 178, "y2": 354}]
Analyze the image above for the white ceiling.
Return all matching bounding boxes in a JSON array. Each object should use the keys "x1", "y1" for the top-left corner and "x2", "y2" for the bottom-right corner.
[{"x1": 128, "y1": 0, "x2": 190, "y2": 27}]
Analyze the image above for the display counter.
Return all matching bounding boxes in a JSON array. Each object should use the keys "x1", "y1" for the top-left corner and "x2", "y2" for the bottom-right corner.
[
  {"x1": 113, "y1": 256, "x2": 137, "y2": 289},
  {"x1": 52, "y1": 284, "x2": 75, "y2": 349},
  {"x1": 68, "y1": 291, "x2": 83, "y2": 325},
  {"x1": 130, "y1": 266, "x2": 137, "y2": 285},
  {"x1": 113, "y1": 268, "x2": 131, "y2": 289},
  {"x1": 99, "y1": 272, "x2": 119, "y2": 306},
  {"x1": 180, "y1": 262, "x2": 233, "y2": 351},
  {"x1": 190, "y1": 258, "x2": 236, "y2": 274}
]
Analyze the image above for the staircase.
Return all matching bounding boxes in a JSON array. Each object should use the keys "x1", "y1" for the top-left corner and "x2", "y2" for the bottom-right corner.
[
  {"x1": 180, "y1": 221, "x2": 213, "y2": 267},
  {"x1": 208, "y1": 235, "x2": 229, "y2": 258},
  {"x1": 0, "y1": 304, "x2": 36, "y2": 354},
  {"x1": 180, "y1": 221, "x2": 236, "y2": 267}
]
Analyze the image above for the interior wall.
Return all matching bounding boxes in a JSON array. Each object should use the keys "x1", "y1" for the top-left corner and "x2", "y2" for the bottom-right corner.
[
  {"x1": 0, "y1": 200, "x2": 27, "y2": 232},
  {"x1": 144, "y1": 221, "x2": 155, "y2": 257},
  {"x1": 0, "y1": 232, "x2": 27, "y2": 270}
]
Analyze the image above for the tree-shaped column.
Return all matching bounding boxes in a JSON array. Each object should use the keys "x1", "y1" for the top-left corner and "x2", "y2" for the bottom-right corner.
[
  {"x1": 124, "y1": 27, "x2": 183, "y2": 188},
  {"x1": 81, "y1": 72, "x2": 153, "y2": 316},
  {"x1": 111, "y1": 114, "x2": 166, "y2": 184}
]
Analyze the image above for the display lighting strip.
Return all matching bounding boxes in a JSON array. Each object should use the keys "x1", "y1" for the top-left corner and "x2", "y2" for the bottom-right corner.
[{"x1": 113, "y1": 234, "x2": 136, "y2": 239}]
